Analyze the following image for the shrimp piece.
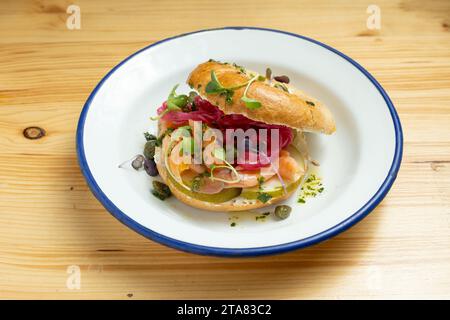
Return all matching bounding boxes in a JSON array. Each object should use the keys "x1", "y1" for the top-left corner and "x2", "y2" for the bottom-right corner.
[
  {"x1": 278, "y1": 154, "x2": 302, "y2": 181},
  {"x1": 279, "y1": 149, "x2": 290, "y2": 157},
  {"x1": 196, "y1": 178, "x2": 224, "y2": 194},
  {"x1": 190, "y1": 163, "x2": 206, "y2": 174},
  {"x1": 181, "y1": 169, "x2": 224, "y2": 194}
]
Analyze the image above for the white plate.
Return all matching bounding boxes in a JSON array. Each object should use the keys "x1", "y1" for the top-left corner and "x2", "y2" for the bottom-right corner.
[{"x1": 77, "y1": 27, "x2": 403, "y2": 256}]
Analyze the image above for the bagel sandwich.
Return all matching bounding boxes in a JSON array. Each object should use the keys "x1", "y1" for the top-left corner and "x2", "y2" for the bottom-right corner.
[{"x1": 151, "y1": 60, "x2": 335, "y2": 211}]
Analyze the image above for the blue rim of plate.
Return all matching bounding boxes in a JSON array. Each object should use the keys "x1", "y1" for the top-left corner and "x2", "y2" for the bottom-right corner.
[{"x1": 76, "y1": 26, "x2": 403, "y2": 257}]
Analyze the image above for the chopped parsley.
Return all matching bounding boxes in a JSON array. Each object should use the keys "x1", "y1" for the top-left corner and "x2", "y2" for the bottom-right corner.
[
  {"x1": 298, "y1": 174, "x2": 323, "y2": 204},
  {"x1": 257, "y1": 192, "x2": 272, "y2": 203},
  {"x1": 232, "y1": 62, "x2": 246, "y2": 74},
  {"x1": 257, "y1": 176, "x2": 265, "y2": 189}
]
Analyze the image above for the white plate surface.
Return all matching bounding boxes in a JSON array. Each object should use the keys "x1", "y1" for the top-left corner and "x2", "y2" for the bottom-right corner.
[{"x1": 77, "y1": 27, "x2": 402, "y2": 256}]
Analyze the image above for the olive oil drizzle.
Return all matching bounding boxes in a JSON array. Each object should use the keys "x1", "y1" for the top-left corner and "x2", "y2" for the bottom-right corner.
[{"x1": 298, "y1": 173, "x2": 324, "y2": 203}]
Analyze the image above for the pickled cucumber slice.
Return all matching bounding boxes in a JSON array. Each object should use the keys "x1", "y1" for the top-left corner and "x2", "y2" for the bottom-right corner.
[
  {"x1": 168, "y1": 173, "x2": 242, "y2": 203},
  {"x1": 240, "y1": 177, "x2": 302, "y2": 200}
]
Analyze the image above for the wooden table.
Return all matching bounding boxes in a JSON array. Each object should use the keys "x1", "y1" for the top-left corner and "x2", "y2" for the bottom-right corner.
[{"x1": 1, "y1": 0, "x2": 449, "y2": 299}]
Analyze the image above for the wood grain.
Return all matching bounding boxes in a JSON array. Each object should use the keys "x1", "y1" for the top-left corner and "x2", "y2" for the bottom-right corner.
[{"x1": 1, "y1": 0, "x2": 449, "y2": 299}]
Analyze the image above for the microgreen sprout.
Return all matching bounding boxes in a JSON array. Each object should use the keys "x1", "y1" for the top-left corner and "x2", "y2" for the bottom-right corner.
[
  {"x1": 205, "y1": 70, "x2": 258, "y2": 104},
  {"x1": 151, "y1": 85, "x2": 188, "y2": 120},
  {"x1": 208, "y1": 147, "x2": 240, "y2": 184},
  {"x1": 205, "y1": 71, "x2": 241, "y2": 104},
  {"x1": 241, "y1": 75, "x2": 262, "y2": 110},
  {"x1": 205, "y1": 70, "x2": 263, "y2": 109}
]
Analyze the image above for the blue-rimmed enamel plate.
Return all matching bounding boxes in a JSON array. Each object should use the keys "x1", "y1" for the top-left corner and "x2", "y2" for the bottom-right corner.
[{"x1": 77, "y1": 27, "x2": 402, "y2": 257}]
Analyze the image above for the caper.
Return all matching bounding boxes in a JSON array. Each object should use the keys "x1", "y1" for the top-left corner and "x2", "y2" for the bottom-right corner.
[
  {"x1": 144, "y1": 140, "x2": 156, "y2": 159},
  {"x1": 144, "y1": 158, "x2": 158, "y2": 177},
  {"x1": 274, "y1": 205, "x2": 291, "y2": 220},
  {"x1": 131, "y1": 155, "x2": 144, "y2": 170},
  {"x1": 152, "y1": 180, "x2": 171, "y2": 200},
  {"x1": 144, "y1": 132, "x2": 157, "y2": 141}
]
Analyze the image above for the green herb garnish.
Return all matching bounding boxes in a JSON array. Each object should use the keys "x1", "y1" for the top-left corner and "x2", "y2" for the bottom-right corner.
[
  {"x1": 241, "y1": 75, "x2": 262, "y2": 110},
  {"x1": 151, "y1": 85, "x2": 188, "y2": 120},
  {"x1": 297, "y1": 174, "x2": 323, "y2": 203},
  {"x1": 232, "y1": 63, "x2": 246, "y2": 74},
  {"x1": 257, "y1": 176, "x2": 265, "y2": 189},
  {"x1": 155, "y1": 137, "x2": 163, "y2": 147},
  {"x1": 205, "y1": 70, "x2": 264, "y2": 109},
  {"x1": 257, "y1": 192, "x2": 272, "y2": 203},
  {"x1": 191, "y1": 176, "x2": 202, "y2": 192},
  {"x1": 230, "y1": 222, "x2": 236, "y2": 227},
  {"x1": 208, "y1": 148, "x2": 241, "y2": 184},
  {"x1": 241, "y1": 96, "x2": 261, "y2": 110},
  {"x1": 306, "y1": 101, "x2": 315, "y2": 106},
  {"x1": 205, "y1": 70, "x2": 263, "y2": 106},
  {"x1": 190, "y1": 171, "x2": 211, "y2": 192},
  {"x1": 205, "y1": 70, "x2": 237, "y2": 104}
]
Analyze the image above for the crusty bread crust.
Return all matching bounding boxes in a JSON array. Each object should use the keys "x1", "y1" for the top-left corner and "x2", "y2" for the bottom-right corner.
[
  {"x1": 187, "y1": 61, "x2": 336, "y2": 134},
  {"x1": 156, "y1": 161, "x2": 297, "y2": 212}
]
